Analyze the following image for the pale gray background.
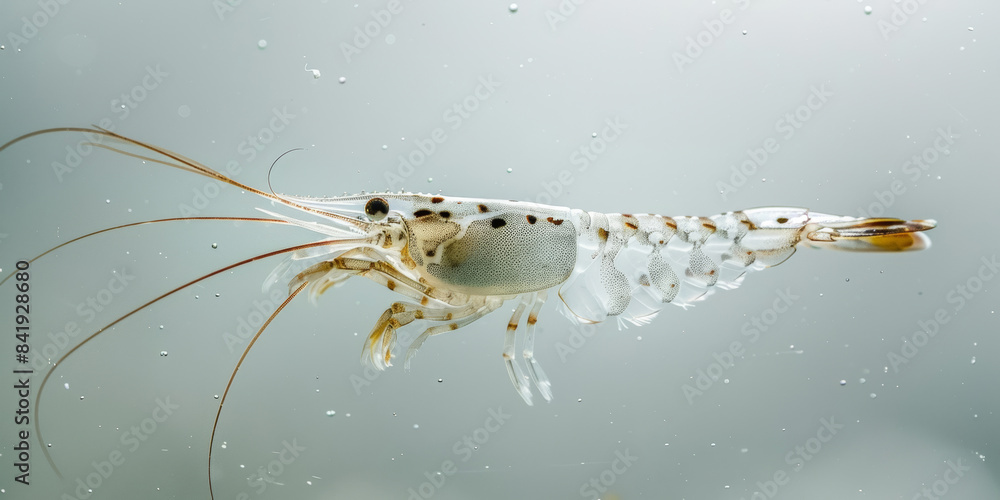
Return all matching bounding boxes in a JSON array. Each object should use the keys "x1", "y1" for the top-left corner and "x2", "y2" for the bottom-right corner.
[{"x1": 1, "y1": 2, "x2": 998, "y2": 499}]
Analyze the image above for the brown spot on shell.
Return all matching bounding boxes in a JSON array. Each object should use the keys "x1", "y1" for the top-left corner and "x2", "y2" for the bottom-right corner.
[
  {"x1": 546, "y1": 217, "x2": 564, "y2": 225},
  {"x1": 431, "y1": 196, "x2": 445, "y2": 203},
  {"x1": 413, "y1": 209, "x2": 432, "y2": 218},
  {"x1": 439, "y1": 210, "x2": 451, "y2": 218},
  {"x1": 478, "y1": 204, "x2": 489, "y2": 213},
  {"x1": 426, "y1": 249, "x2": 436, "y2": 257},
  {"x1": 776, "y1": 217, "x2": 789, "y2": 224},
  {"x1": 414, "y1": 310, "x2": 424, "y2": 319},
  {"x1": 597, "y1": 227, "x2": 609, "y2": 241},
  {"x1": 526, "y1": 215, "x2": 537, "y2": 224},
  {"x1": 448, "y1": 323, "x2": 459, "y2": 331},
  {"x1": 387, "y1": 279, "x2": 396, "y2": 291},
  {"x1": 662, "y1": 217, "x2": 678, "y2": 230},
  {"x1": 391, "y1": 303, "x2": 405, "y2": 313},
  {"x1": 491, "y1": 218, "x2": 506, "y2": 228},
  {"x1": 624, "y1": 222, "x2": 638, "y2": 230},
  {"x1": 701, "y1": 220, "x2": 717, "y2": 231},
  {"x1": 420, "y1": 296, "x2": 429, "y2": 306}
]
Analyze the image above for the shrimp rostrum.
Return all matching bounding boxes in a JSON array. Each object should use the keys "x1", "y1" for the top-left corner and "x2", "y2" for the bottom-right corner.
[{"x1": 1, "y1": 128, "x2": 935, "y2": 494}]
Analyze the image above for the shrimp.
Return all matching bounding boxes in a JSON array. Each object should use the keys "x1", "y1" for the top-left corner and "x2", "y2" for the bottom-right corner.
[{"x1": 0, "y1": 127, "x2": 936, "y2": 498}]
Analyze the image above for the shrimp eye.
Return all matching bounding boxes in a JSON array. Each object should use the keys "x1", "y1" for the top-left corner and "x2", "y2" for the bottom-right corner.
[{"x1": 364, "y1": 197, "x2": 390, "y2": 221}]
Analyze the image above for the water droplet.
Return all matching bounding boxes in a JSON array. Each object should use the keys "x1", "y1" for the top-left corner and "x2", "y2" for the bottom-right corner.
[
  {"x1": 506, "y1": 167, "x2": 513, "y2": 173},
  {"x1": 257, "y1": 39, "x2": 267, "y2": 49},
  {"x1": 381, "y1": 144, "x2": 388, "y2": 150},
  {"x1": 840, "y1": 379, "x2": 847, "y2": 386},
  {"x1": 64, "y1": 383, "x2": 70, "y2": 390},
  {"x1": 845, "y1": 278, "x2": 850, "y2": 282},
  {"x1": 577, "y1": 398, "x2": 583, "y2": 402},
  {"x1": 338, "y1": 76, "x2": 347, "y2": 84},
  {"x1": 742, "y1": 29, "x2": 747, "y2": 35},
  {"x1": 211, "y1": 243, "x2": 218, "y2": 249},
  {"x1": 591, "y1": 132, "x2": 598, "y2": 138},
  {"x1": 437, "y1": 378, "x2": 443, "y2": 383},
  {"x1": 326, "y1": 410, "x2": 336, "y2": 417},
  {"x1": 971, "y1": 356, "x2": 976, "y2": 364},
  {"x1": 47, "y1": 443, "x2": 52, "y2": 447},
  {"x1": 105, "y1": 199, "x2": 111, "y2": 204},
  {"x1": 710, "y1": 442, "x2": 716, "y2": 447},
  {"x1": 80, "y1": 396, "x2": 85, "y2": 400},
  {"x1": 221, "y1": 442, "x2": 227, "y2": 449},
  {"x1": 968, "y1": 26, "x2": 974, "y2": 31},
  {"x1": 159, "y1": 325, "x2": 164, "y2": 330},
  {"x1": 869, "y1": 393, "x2": 877, "y2": 399},
  {"x1": 214, "y1": 394, "x2": 220, "y2": 399},
  {"x1": 859, "y1": 377, "x2": 866, "y2": 384},
  {"x1": 427, "y1": 177, "x2": 433, "y2": 183},
  {"x1": 159, "y1": 351, "x2": 168, "y2": 357},
  {"x1": 864, "y1": 6, "x2": 872, "y2": 15},
  {"x1": 413, "y1": 424, "x2": 419, "y2": 429},
  {"x1": 508, "y1": 3, "x2": 518, "y2": 13},
  {"x1": 215, "y1": 293, "x2": 221, "y2": 297}
]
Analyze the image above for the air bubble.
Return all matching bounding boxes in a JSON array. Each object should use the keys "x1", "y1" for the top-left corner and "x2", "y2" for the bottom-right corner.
[
  {"x1": 326, "y1": 410, "x2": 336, "y2": 417},
  {"x1": 160, "y1": 351, "x2": 168, "y2": 357},
  {"x1": 840, "y1": 380, "x2": 847, "y2": 386},
  {"x1": 437, "y1": 378, "x2": 443, "y2": 383},
  {"x1": 338, "y1": 76, "x2": 347, "y2": 84},
  {"x1": 257, "y1": 39, "x2": 267, "y2": 49},
  {"x1": 211, "y1": 243, "x2": 218, "y2": 249},
  {"x1": 508, "y1": 4, "x2": 518, "y2": 13},
  {"x1": 863, "y1": 6, "x2": 872, "y2": 15},
  {"x1": 506, "y1": 168, "x2": 513, "y2": 173}
]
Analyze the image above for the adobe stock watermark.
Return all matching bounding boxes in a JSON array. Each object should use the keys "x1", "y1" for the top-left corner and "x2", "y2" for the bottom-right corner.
[
  {"x1": 349, "y1": 328, "x2": 417, "y2": 396},
  {"x1": 235, "y1": 439, "x2": 307, "y2": 498},
  {"x1": 717, "y1": 84, "x2": 833, "y2": 201},
  {"x1": 178, "y1": 105, "x2": 297, "y2": 217},
  {"x1": 682, "y1": 287, "x2": 799, "y2": 404},
  {"x1": 545, "y1": 0, "x2": 589, "y2": 31},
  {"x1": 29, "y1": 268, "x2": 136, "y2": 371},
  {"x1": 406, "y1": 407, "x2": 511, "y2": 500},
  {"x1": 553, "y1": 322, "x2": 598, "y2": 362},
  {"x1": 672, "y1": 0, "x2": 751, "y2": 73},
  {"x1": 578, "y1": 448, "x2": 638, "y2": 499},
  {"x1": 740, "y1": 416, "x2": 844, "y2": 500},
  {"x1": 856, "y1": 127, "x2": 958, "y2": 219},
  {"x1": 222, "y1": 287, "x2": 287, "y2": 353},
  {"x1": 875, "y1": 0, "x2": 932, "y2": 41},
  {"x1": 534, "y1": 116, "x2": 627, "y2": 205},
  {"x1": 52, "y1": 65, "x2": 169, "y2": 182},
  {"x1": 213, "y1": 0, "x2": 245, "y2": 21},
  {"x1": 61, "y1": 396, "x2": 180, "y2": 500},
  {"x1": 340, "y1": 0, "x2": 409, "y2": 63},
  {"x1": 908, "y1": 457, "x2": 973, "y2": 500},
  {"x1": 383, "y1": 74, "x2": 501, "y2": 190},
  {"x1": 886, "y1": 254, "x2": 998, "y2": 373},
  {"x1": 5, "y1": 0, "x2": 73, "y2": 51}
]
